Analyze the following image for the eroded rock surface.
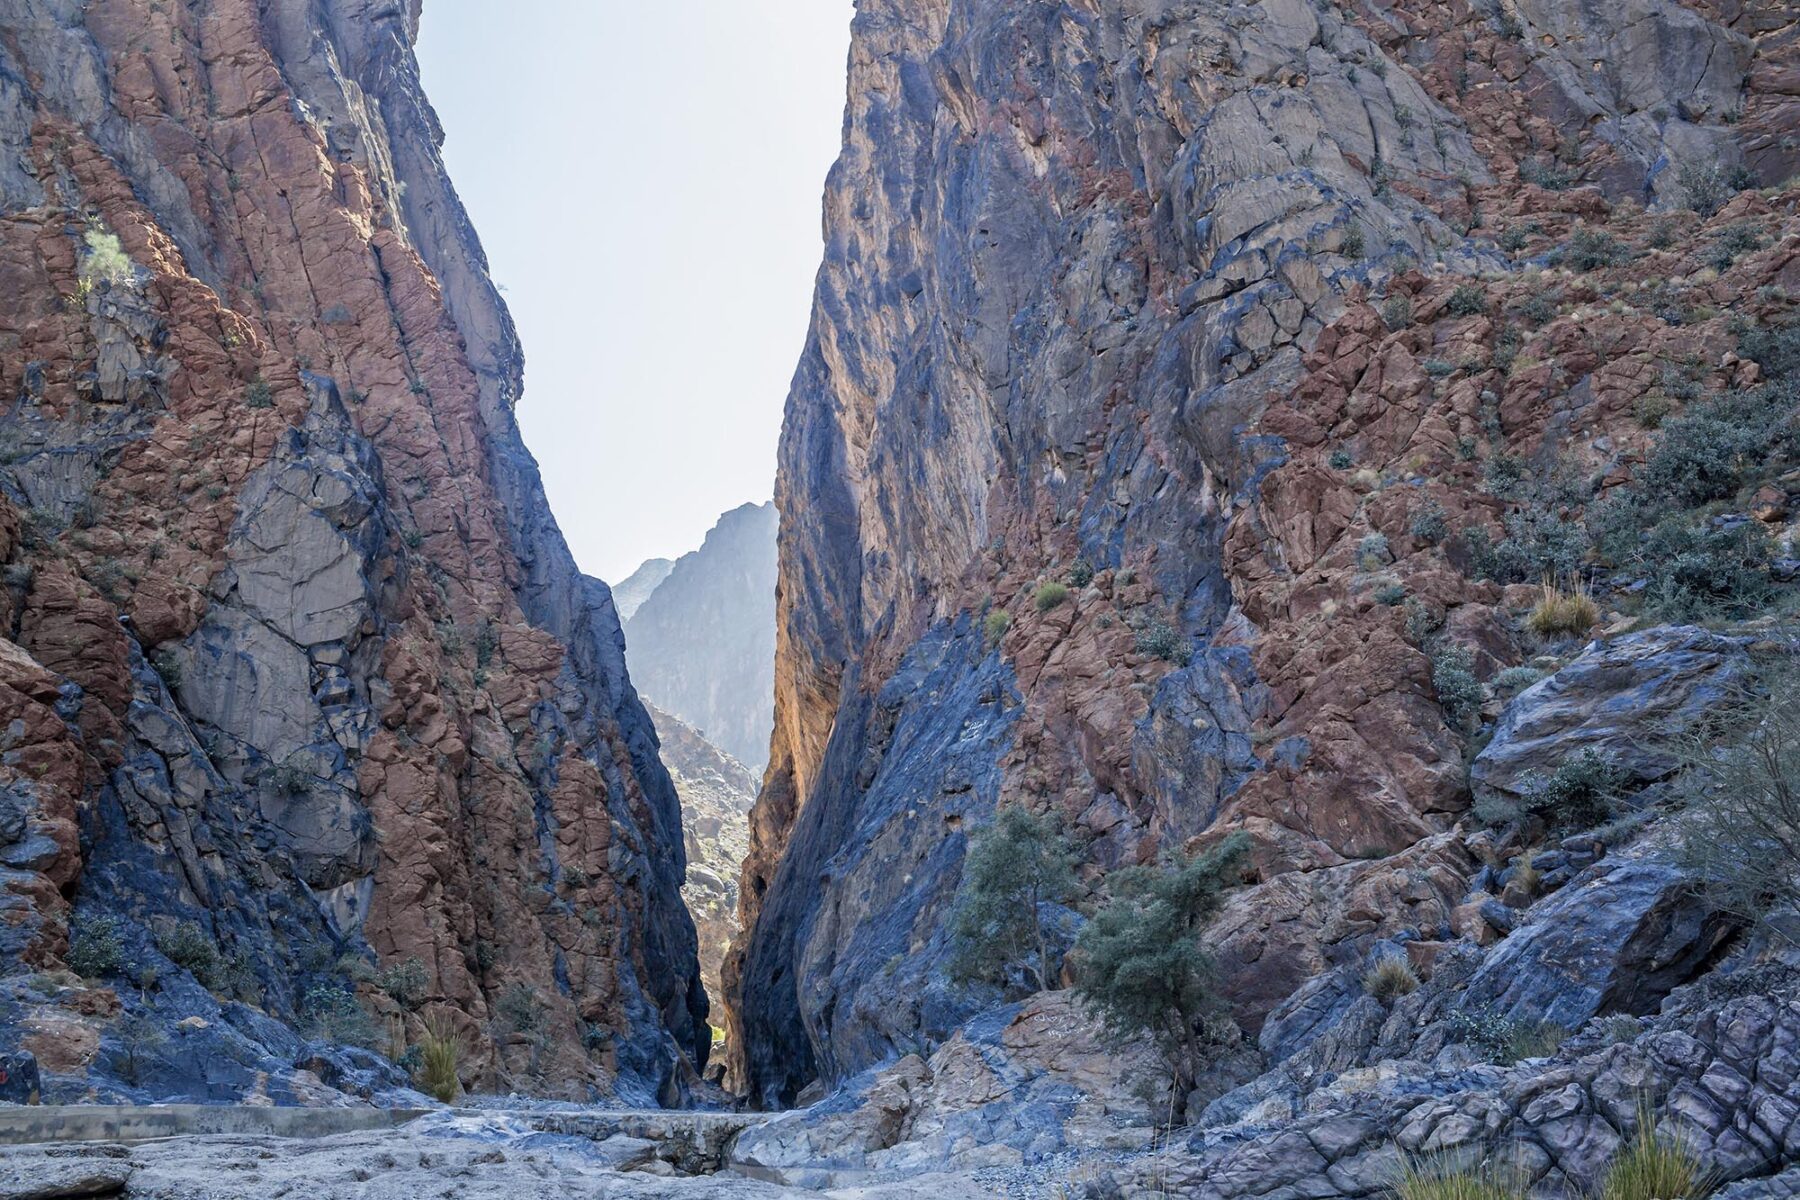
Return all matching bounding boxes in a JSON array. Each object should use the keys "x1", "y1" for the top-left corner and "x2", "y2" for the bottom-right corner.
[{"x1": 0, "y1": 0, "x2": 702, "y2": 1102}]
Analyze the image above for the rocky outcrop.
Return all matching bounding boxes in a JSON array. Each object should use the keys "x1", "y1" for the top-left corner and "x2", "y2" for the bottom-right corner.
[
  {"x1": 625, "y1": 502, "x2": 777, "y2": 773},
  {"x1": 0, "y1": 0, "x2": 702, "y2": 1102},
  {"x1": 646, "y1": 702, "x2": 754, "y2": 1033},
  {"x1": 613, "y1": 558, "x2": 675, "y2": 623},
  {"x1": 729, "y1": 0, "x2": 1800, "y2": 1106}
]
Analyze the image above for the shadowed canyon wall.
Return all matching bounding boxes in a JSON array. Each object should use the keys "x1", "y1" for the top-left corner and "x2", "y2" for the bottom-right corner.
[
  {"x1": 726, "y1": 0, "x2": 1800, "y2": 1105},
  {"x1": 0, "y1": 0, "x2": 703, "y2": 1103}
]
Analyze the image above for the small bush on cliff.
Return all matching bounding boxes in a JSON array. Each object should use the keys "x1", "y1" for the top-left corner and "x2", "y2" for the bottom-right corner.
[
  {"x1": 68, "y1": 914, "x2": 125, "y2": 979},
  {"x1": 301, "y1": 984, "x2": 380, "y2": 1049},
  {"x1": 375, "y1": 957, "x2": 430, "y2": 1011},
  {"x1": 982, "y1": 608, "x2": 1011, "y2": 645},
  {"x1": 946, "y1": 805, "x2": 1078, "y2": 992},
  {"x1": 1074, "y1": 832, "x2": 1250, "y2": 1095},
  {"x1": 1067, "y1": 560, "x2": 1095, "y2": 588},
  {"x1": 497, "y1": 982, "x2": 544, "y2": 1034},
  {"x1": 78, "y1": 227, "x2": 135, "y2": 289},
  {"x1": 1430, "y1": 644, "x2": 1483, "y2": 731},
  {"x1": 1521, "y1": 748, "x2": 1626, "y2": 832},
  {"x1": 156, "y1": 921, "x2": 222, "y2": 990},
  {"x1": 1362, "y1": 956, "x2": 1419, "y2": 1003},
  {"x1": 1674, "y1": 665, "x2": 1800, "y2": 932},
  {"x1": 1556, "y1": 228, "x2": 1627, "y2": 272},
  {"x1": 1677, "y1": 161, "x2": 1756, "y2": 218},
  {"x1": 244, "y1": 378, "x2": 274, "y2": 409},
  {"x1": 1135, "y1": 619, "x2": 1192, "y2": 665},
  {"x1": 1445, "y1": 283, "x2": 1487, "y2": 317},
  {"x1": 1410, "y1": 500, "x2": 1448, "y2": 545},
  {"x1": 1034, "y1": 582, "x2": 1070, "y2": 612},
  {"x1": 1381, "y1": 294, "x2": 1414, "y2": 330}
]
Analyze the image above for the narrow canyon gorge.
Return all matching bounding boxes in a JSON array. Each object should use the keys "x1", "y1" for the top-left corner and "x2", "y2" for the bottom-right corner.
[{"x1": 1, "y1": 0, "x2": 1800, "y2": 1198}]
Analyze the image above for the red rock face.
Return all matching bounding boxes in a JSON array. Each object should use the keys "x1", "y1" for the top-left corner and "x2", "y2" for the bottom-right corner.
[
  {"x1": 0, "y1": 0, "x2": 702, "y2": 1101},
  {"x1": 729, "y1": 0, "x2": 1800, "y2": 1104}
]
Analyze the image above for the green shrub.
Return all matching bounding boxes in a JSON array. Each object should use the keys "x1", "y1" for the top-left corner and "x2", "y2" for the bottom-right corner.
[
  {"x1": 1637, "y1": 406, "x2": 1765, "y2": 509},
  {"x1": 68, "y1": 914, "x2": 125, "y2": 979},
  {"x1": 1073, "y1": 833, "x2": 1250, "y2": 1093},
  {"x1": 376, "y1": 957, "x2": 430, "y2": 1011},
  {"x1": 1480, "y1": 454, "x2": 1527, "y2": 498},
  {"x1": 1498, "y1": 226, "x2": 1529, "y2": 253},
  {"x1": 946, "y1": 806, "x2": 1078, "y2": 991},
  {"x1": 1329, "y1": 448, "x2": 1354, "y2": 470},
  {"x1": 1431, "y1": 644, "x2": 1483, "y2": 731},
  {"x1": 1521, "y1": 158, "x2": 1574, "y2": 191},
  {"x1": 1739, "y1": 322, "x2": 1800, "y2": 381},
  {"x1": 1465, "y1": 506, "x2": 1585, "y2": 585},
  {"x1": 1675, "y1": 665, "x2": 1800, "y2": 928},
  {"x1": 1068, "y1": 560, "x2": 1095, "y2": 588},
  {"x1": 1357, "y1": 531, "x2": 1390, "y2": 570},
  {"x1": 1445, "y1": 283, "x2": 1487, "y2": 317},
  {"x1": 1513, "y1": 292, "x2": 1558, "y2": 327},
  {"x1": 496, "y1": 982, "x2": 544, "y2": 1034},
  {"x1": 982, "y1": 608, "x2": 1012, "y2": 644},
  {"x1": 156, "y1": 921, "x2": 222, "y2": 990},
  {"x1": 301, "y1": 985, "x2": 380, "y2": 1048},
  {"x1": 1374, "y1": 582, "x2": 1408, "y2": 606},
  {"x1": 1492, "y1": 666, "x2": 1545, "y2": 694},
  {"x1": 1640, "y1": 516, "x2": 1776, "y2": 619},
  {"x1": 1410, "y1": 500, "x2": 1448, "y2": 544},
  {"x1": 1135, "y1": 620, "x2": 1191, "y2": 665},
  {"x1": 1557, "y1": 228, "x2": 1626, "y2": 272},
  {"x1": 1424, "y1": 358, "x2": 1459, "y2": 378},
  {"x1": 1382, "y1": 294, "x2": 1414, "y2": 330},
  {"x1": 1525, "y1": 582, "x2": 1598, "y2": 637},
  {"x1": 1362, "y1": 956, "x2": 1419, "y2": 1002},
  {"x1": 1520, "y1": 748, "x2": 1625, "y2": 831},
  {"x1": 1342, "y1": 224, "x2": 1366, "y2": 258},
  {"x1": 151, "y1": 649, "x2": 182, "y2": 691},
  {"x1": 1676, "y1": 161, "x2": 1753, "y2": 218},
  {"x1": 1034, "y1": 582, "x2": 1070, "y2": 612},
  {"x1": 244, "y1": 378, "x2": 274, "y2": 409},
  {"x1": 1446, "y1": 1008, "x2": 1568, "y2": 1064},
  {"x1": 1708, "y1": 221, "x2": 1765, "y2": 270},
  {"x1": 78, "y1": 228, "x2": 135, "y2": 289}
]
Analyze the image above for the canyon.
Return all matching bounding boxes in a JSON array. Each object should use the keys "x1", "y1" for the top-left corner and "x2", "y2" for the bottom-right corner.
[{"x1": 0, "y1": 0, "x2": 1799, "y2": 1198}]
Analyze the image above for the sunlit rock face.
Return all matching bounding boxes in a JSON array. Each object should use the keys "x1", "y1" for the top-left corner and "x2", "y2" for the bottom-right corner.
[
  {"x1": 0, "y1": 0, "x2": 702, "y2": 1104},
  {"x1": 625, "y1": 501, "x2": 779, "y2": 774},
  {"x1": 727, "y1": 0, "x2": 1798, "y2": 1106}
]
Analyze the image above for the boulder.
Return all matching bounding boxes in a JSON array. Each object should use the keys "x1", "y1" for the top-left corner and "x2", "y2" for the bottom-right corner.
[{"x1": 1460, "y1": 857, "x2": 1739, "y2": 1028}]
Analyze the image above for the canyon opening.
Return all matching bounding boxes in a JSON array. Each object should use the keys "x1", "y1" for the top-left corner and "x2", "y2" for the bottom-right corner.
[{"x1": 0, "y1": 1, "x2": 1798, "y2": 1199}]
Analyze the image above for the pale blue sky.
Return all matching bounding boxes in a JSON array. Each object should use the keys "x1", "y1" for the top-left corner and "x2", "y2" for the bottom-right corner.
[{"x1": 417, "y1": 2, "x2": 852, "y2": 583}]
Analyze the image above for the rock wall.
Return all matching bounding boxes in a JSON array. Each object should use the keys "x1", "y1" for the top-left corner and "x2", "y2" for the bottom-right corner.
[
  {"x1": 729, "y1": 0, "x2": 1800, "y2": 1104},
  {"x1": 0, "y1": 0, "x2": 703, "y2": 1103},
  {"x1": 625, "y1": 501, "x2": 778, "y2": 773},
  {"x1": 646, "y1": 701, "x2": 754, "y2": 1040}
]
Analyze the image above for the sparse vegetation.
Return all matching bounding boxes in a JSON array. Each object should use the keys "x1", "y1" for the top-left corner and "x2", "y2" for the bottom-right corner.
[
  {"x1": 1599, "y1": 1107, "x2": 1712, "y2": 1200},
  {"x1": 1674, "y1": 665, "x2": 1800, "y2": 935},
  {"x1": 375, "y1": 957, "x2": 430, "y2": 1011},
  {"x1": 1520, "y1": 748, "x2": 1626, "y2": 832},
  {"x1": 1526, "y1": 581, "x2": 1598, "y2": 638},
  {"x1": 78, "y1": 227, "x2": 135, "y2": 289},
  {"x1": 1446, "y1": 1008, "x2": 1569, "y2": 1064},
  {"x1": 244, "y1": 378, "x2": 274, "y2": 409},
  {"x1": 1135, "y1": 619, "x2": 1191, "y2": 666},
  {"x1": 68, "y1": 914, "x2": 126, "y2": 979},
  {"x1": 1073, "y1": 832, "x2": 1250, "y2": 1096},
  {"x1": 1430, "y1": 644, "x2": 1483, "y2": 731},
  {"x1": 1342, "y1": 225, "x2": 1366, "y2": 258},
  {"x1": 1391, "y1": 1154, "x2": 1527, "y2": 1200},
  {"x1": 1445, "y1": 283, "x2": 1487, "y2": 317},
  {"x1": 301, "y1": 984, "x2": 380, "y2": 1048},
  {"x1": 415, "y1": 1013, "x2": 465, "y2": 1103},
  {"x1": 1411, "y1": 500, "x2": 1448, "y2": 544},
  {"x1": 1382, "y1": 294, "x2": 1414, "y2": 330},
  {"x1": 1068, "y1": 560, "x2": 1095, "y2": 588},
  {"x1": 1329, "y1": 448, "x2": 1355, "y2": 470},
  {"x1": 156, "y1": 921, "x2": 222, "y2": 990},
  {"x1": 946, "y1": 805, "x2": 1078, "y2": 992},
  {"x1": 1492, "y1": 666, "x2": 1546, "y2": 695},
  {"x1": 1676, "y1": 160, "x2": 1756, "y2": 218},
  {"x1": 496, "y1": 982, "x2": 544, "y2": 1034},
  {"x1": 983, "y1": 608, "x2": 1012, "y2": 644},
  {"x1": 1034, "y1": 582, "x2": 1071, "y2": 612},
  {"x1": 1362, "y1": 955, "x2": 1419, "y2": 1003}
]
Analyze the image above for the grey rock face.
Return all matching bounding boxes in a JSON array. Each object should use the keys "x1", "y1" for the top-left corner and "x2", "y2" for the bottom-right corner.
[
  {"x1": 625, "y1": 502, "x2": 777, "y2": 773},
  {"x1": 1460, "y1": 857, "x2": 1739, "y2": 1029},
  {"x1": 1472, "y1": 627, "x2": 1762, "y2": 807},
  {"x1": 613, "y1": 558, "x2": 675, "y2": 623}
]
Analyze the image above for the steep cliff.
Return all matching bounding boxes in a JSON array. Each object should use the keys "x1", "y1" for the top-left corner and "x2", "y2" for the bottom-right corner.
[
  {"x1": 645, "y1": 702, "x2": 754, "y2": 1038},
  {"x1": 0, "y1": 0, "x2": 703, "y2": 1104},
  {"x1": 613, "y1": 557, "x2": 675, "y2": 623},
  {"x1": 625, "y1": 501, "x2": 778, "y2": 773},
  {"x1": 728, "y1": 0, "x2": 1800, "y2": 1105}
]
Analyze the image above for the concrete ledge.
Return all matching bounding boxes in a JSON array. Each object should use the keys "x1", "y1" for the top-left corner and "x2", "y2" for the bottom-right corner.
[{"x1": 0, "y1": 1104, "x2": 429, "y2": 1146}]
